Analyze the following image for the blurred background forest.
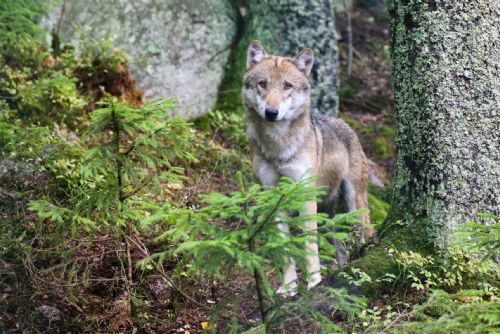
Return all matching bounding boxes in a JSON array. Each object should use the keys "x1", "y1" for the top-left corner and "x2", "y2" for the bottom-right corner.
[{"x1": 0, "y1": 0, "x2": 498, "y2": 333}]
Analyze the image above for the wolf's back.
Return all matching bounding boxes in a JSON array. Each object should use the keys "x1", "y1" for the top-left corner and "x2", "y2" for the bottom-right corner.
[{"x1": 311, "y1": 112, "x2": 356, "y2": 153}]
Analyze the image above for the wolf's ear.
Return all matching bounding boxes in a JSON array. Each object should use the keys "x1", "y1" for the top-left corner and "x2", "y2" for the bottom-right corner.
[
  {"x1": 294, "y1": 48, "x2": 314, "y2": 76},
  {"x1": 247, "y1": 40, "x2": 267, "y2": 69}
]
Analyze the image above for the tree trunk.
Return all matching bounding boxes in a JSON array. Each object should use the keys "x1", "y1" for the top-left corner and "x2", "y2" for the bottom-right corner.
[
  {"x1": 385, "y1": 0, "x2": 499, "y2": 247},
  {"x1": 246, "y1": 0, "x2": 340, "y2": 116}
]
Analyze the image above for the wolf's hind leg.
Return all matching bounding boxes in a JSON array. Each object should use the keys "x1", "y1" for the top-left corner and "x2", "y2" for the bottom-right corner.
[
  {"x1": 355, "y1": 184, "x2": 374, "y2": 241},
  {"x1": 322, "y1": 185, "x2": 349, "y2": 267},
  {"x1": 330, "y1": 180, "x2": 358, "y2": 265},
  {"x1": 343, "y1": 178, "x2": 373, "y2": 243},
  {"x1": 341, "y1": 179, "x2": 357, "y2": 212}
]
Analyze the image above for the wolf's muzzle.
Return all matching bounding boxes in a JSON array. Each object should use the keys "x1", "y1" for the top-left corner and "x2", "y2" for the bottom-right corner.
[{"x1": 265, "y1": 108, "x2": 279, "y2": 122}]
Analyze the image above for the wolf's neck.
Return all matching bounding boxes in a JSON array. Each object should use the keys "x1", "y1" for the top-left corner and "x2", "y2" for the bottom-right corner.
[{"x1": 249, "y1": 111, "x2": 312, "y2": 163}]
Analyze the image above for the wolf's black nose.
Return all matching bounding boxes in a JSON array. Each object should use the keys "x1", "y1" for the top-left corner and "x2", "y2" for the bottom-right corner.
[{"x1": 265, "y1": 108, "x2": 279, "y2": 121}]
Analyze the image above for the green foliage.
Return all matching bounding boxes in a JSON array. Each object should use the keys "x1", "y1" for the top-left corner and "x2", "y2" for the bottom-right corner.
[
  {"x1": 342, "y1": 214, "x2": 500, "y2": 333},
  {"x1": 379, "y1": 125, "x2": 396, "y2": 139},
  {"x1": 454, "y1": 213, "x2": 500, "y2": 260},
  {"x1": 0, "y1": 0, "x2": 47, "y2": 39},
  {"x1": 0, "y1": 0, "x2": 48, "y2": 79},
  {"x1": 12, "y1": 73, "x2": 87, "y2": 128},
  {"x1": 384, "y1": 289, "x2": 499, "y2": 334},
  {"x1": 141, "y1": 175, "x2": 366, "y2": 331},
  {"x1": 0, "y1": 119, "x2": 55, "y2": 158},
  {"x1": 374, "y1": 135, "x2": 394, "y2": 159},
  {"x1": 0, "y1": 13, "x2": 133, "y2": 130},
  {"x1": 162, "y1": 177, "x2": 330, "y2": 275},
  {"x1": 368, "y1": 192, "x2": 390, "y2": 229},
  {"x1": 339, "y1": 267, "x2": 373, "y2": 288},
  {"x1": 24, "y1": 98, "x2": 195, "y2": 327},
  {"x1": 379, "y1": 216, "x2": 500, "y2": 295},
  {"x1": 349, "y1": 242, "x2": 499, "y2": 297},
  {"x1": 31, "y1": 97, "x2": 195, "y2": 229},
  {"x1": 202, "y1": 109, "x2": 248, "y2": 148}
]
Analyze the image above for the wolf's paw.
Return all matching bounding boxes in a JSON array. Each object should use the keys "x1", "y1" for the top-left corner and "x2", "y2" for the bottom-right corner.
[
  {"x1": 276, "y1": 281, "x2": 298, "y2": 298},
  {"x1": 307, "y1": 272, "x2": 322, "y2": 290}
]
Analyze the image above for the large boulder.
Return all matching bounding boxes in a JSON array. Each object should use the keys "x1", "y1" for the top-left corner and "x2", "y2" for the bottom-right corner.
[{"x1": 42, "y1": 0, "x2": 238, "y2": 119}]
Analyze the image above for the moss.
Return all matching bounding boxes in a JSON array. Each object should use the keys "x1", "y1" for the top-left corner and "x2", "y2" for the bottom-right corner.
[
  {"x1": 339, "y1": 85, "x2": 356, "y2": 100},
  {"x1": 379, "y1": 125, "x2": 396, "y2": 139},
  {"x1": 368, "y1": 193, "x2": 390, "y2": 230},
  {"x1": 340, "y1": 114, "x2": 373, "y2": 134},
  {"x1": 374, "y1": 135, "x2": 394, "y2": 159},
  {"x1": 343, "y1": 224, "x2": 436, "y2": 296},
  {"x1": 384, "y1": 290, "x2": 499, "y2": 333},
  {"x1": 368, "y1": 184, "x2": 392, "y2": 203}
]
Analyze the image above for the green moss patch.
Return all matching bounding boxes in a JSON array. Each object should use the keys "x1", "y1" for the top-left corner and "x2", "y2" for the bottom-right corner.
[
  {"x1": 368, "y1": 193, "x2": 390, "y2": 230},
  {"x1": 374, "y1": 135, "x2": 394, "y2": 159}
]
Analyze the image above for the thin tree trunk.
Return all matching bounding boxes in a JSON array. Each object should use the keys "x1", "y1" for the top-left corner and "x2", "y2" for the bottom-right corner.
[
  {"x1": 111, "y1": 105, "x2": 135, "y2": 323},
  {"x1": 344, "y1": 0, "x2": 353, "y2": 77},
  {"x1": 248, "y1": 237, "x2": 269, "y2": 333}
]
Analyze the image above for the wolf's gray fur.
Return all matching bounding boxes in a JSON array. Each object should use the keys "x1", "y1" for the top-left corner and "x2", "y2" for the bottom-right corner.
[{"x1": 243, "y1": 40, "x2": 373, "y2": 294}]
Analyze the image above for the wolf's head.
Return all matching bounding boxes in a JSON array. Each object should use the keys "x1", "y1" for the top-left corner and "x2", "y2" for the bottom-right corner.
[{"x1": 243, "y1": 40, "x2": 313, "y2": 122}]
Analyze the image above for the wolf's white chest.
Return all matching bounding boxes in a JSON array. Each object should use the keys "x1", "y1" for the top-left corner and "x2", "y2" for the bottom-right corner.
[{"x1": 254, "y1": 153, "x2": 313, "y2": 187}]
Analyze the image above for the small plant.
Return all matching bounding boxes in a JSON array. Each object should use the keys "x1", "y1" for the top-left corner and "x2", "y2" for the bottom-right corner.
[
  {"x1": 29, "y1": 97, "x2": 195, "y2": 328},
  {"x1": 454, "y1": 213, "x2": 500, "y2": 260},
  {"x1": 339, "y1": 268, "x2": 373, "y2": 288},
  {"x1": 205, "y1": 109, "x2": 248, "y2": 148},
  {"x1": 143, "y1": 175, "x2": 366, "y2": 332},
  {"x1": 380, "y1": 289, "x2": 499, "y2": 334},
  {"x1": 388, "y1": 248, "x2": 439, "y2": 291}
]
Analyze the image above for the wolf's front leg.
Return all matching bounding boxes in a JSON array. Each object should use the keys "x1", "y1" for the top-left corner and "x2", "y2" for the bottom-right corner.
[
  {"x1": 276, "y1": 219, "x2": 299, "y2": 297},
  {"x1": 304, "y1": 200, "x2": 321, "y2": 289}
]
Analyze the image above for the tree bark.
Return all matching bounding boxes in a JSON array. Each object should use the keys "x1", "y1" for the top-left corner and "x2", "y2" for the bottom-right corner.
[
  {"x1": 246, "y1": 0, "x2": 340, "y2": 116},
  {"x1": 385, "y1": 0, "x2": 499, "y2": 247}
]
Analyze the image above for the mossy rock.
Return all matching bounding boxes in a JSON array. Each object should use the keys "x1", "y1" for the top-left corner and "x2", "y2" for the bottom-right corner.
[{"x1": 43, "y1": 0, "x2": 238, "y2": 119}]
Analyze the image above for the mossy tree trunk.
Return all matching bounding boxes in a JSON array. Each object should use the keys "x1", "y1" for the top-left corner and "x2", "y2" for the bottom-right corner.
[
  {"x1": 245, "y1": 0, "x2": 340, "y2": 116},
  {"x1": 384, "y1": 0, "x2": 499, "y2": 247}
]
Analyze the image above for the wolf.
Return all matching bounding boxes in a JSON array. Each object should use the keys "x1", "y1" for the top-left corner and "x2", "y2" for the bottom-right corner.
[{"x1": 242, "y1": 40, "x2": 373, "y2": 295}]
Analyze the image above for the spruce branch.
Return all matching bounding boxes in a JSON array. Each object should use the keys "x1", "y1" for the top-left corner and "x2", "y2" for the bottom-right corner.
[
  {"x1": 123, "y1": 125, "x2": 165, "y2": 157},
  {"x1": 119, "y1": 174, "x2": 155, "y2": 202},
  {"x1": 246, "y1": 192, "x2": 286, "y2": 244}
]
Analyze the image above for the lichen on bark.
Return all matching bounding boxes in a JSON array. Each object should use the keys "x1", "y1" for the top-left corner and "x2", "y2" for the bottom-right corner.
[
  {"x1": 384, "y1": 0, "x2": 500, "y2": 247},
  {"x1": 244, "y1": 0, "x2": 340, "y2": 116}
]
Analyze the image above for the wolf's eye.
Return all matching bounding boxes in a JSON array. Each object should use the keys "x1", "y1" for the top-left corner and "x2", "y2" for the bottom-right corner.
[
  {"x1": 258, "y1": 80, "x2": 267, "y2": 89},
  {"x1": 284, "y1": 82, "x2": 293, "y2": 90}
]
